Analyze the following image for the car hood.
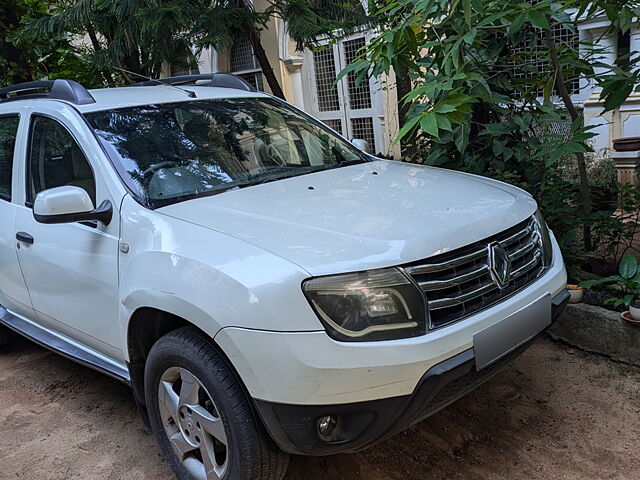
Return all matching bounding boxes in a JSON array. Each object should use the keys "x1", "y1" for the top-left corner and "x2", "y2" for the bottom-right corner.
[{"x1": 158, "y1": 160, "x2": 537, "y2": 276}]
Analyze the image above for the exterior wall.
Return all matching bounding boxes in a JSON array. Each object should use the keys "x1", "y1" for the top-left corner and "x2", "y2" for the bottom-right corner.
[
  {"x1": 196, "y1": 7, "x2": 401, "y2": 159},
  {"x1": 579, "y1": 19, "x2": 640, "y2": 152}
]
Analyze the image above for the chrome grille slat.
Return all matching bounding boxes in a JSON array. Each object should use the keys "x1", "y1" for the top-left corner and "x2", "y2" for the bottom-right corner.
[
  {"x1": 404, "y1": 216, "x2": 547, "y2": 329},
  {"x1": 508, "y1": 234, "x2": 540, "y2": 262},
  {"x1": 404, "y1": 248, "x2": 487, "y2": 275},
  {"x1": 501, "y1": 221, "x2": 534, "y2": 246},
  {"x1": 428, "y1": 282, "x2": 498, "y2": 310},
  {"x1": 510, "y1": 251, "x2": 541, "y2": 279},
  {"x1": 418, "y1": 265, "x2": 489, "y2": 292}
]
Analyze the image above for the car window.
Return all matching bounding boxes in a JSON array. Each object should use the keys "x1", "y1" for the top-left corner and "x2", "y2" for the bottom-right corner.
[
  {"x1": 0, "y1": 115, "x2": 20, "y2": 201},
  {"x1": 85, "y1": 98, "x2": 366, "y2": 208},
  {"x1": 28, "y1": 116, "x2": 96, "y2": 206}
]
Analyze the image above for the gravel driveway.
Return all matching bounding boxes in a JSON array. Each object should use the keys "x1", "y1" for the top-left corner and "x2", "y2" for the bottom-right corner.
[{"x1": 0, "y1": 335, "x2": 638, "y2": 480}]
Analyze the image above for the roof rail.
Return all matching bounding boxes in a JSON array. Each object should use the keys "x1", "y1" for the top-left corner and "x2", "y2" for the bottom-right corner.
[
  {"x1": 0, "y1": 79, "x2": 96, "y2": 105},
  {"x1": 133, "y1": 73, "x2": 256, "y2": 92}
]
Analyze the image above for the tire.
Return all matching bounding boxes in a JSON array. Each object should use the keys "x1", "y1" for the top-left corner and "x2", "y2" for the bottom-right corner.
[
  {"x1": 0, "y1": 325, "x2": 10, "y2": 347},
  {"x1": 144, "y1": 327, "x2": 289, "y2": 480}
]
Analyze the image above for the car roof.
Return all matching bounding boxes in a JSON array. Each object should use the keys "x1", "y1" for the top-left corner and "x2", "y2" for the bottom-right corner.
[
  {"x1": 0, "y1": 85, "x2": 269, "y2": 114},
  {"x1": 79, "y1": 86, "x2": 268, "y2": 113}
]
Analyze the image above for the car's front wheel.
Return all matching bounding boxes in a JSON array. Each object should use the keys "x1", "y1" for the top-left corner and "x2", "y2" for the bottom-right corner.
[{"x1": 144, "y1": 327, "x2": 289, "y2": 480}]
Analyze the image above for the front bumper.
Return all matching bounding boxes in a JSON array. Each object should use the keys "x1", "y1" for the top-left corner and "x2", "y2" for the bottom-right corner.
[
  {"x1": 215, "y1": 238, "x2": 567, "y2": 407},
  {"x1": 254, "y1": 289, "x2": 569, "y2": 455}
]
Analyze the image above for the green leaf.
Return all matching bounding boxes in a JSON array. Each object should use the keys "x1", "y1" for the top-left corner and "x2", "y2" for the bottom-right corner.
[
  {"x1": 508, "y1": 13, "x2": 526, "y2": 35},
  {"x1": 602, "y1": 81, "x2": 634, "y2": 112},
  {"x1": 619, "y1": 254, "x2": 638, "y2": 279},
  {"x1": 543, "y1": 75, "x2": 554, "y2": 103},
  {"x1": 396, "y1": 114, "x2": 421, "y2": 141},
  {"x1": 463, "y1": 28, "x2": 477, "y2": 45},
  {"x1": 454, "y1": 124, "x2": 469, "y2": 153},
  {"x1": 528, "y1": 11, "x2": 550, "y2": 30},
  {"x1": 435, "y1": 114, "x2": 453, "y2": 131},
  {"x1": 434, "y1": 104, "x2": 457, "y2": 113},
  {"x1": 420, "y1": 113, "x2": 440, "y2": 138},
  {"x1": 462, "y1": 0, "x2": 472, "y2": 26},
  {"x1": 579, "y1": 275, "x2": 620, "y2": 289}
]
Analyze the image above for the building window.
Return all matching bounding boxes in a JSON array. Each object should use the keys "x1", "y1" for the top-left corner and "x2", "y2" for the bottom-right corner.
[
  {"x1": 512, "y1": 22, "x2": 580, "y2": 97},
  {"x1": 312, "y1": 46, "x2": 341, "y2": 112},
  {"x1": 343, "y1": 38, "x2": 372, "y2": 110},
  {"x1": 230, "y1": 38, "x2": 264, "y2": 91},
  {"x1": 617, "y1": 31, "x2": 631, "y2": 70},
  {"x1": 350, "y1": 117, "x2": 375, "y2": 149}
]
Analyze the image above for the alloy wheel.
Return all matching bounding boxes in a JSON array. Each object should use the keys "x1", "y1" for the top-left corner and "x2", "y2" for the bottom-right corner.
[{"x1": 158, "y1": 367, "x2": 229, "y2": 480}]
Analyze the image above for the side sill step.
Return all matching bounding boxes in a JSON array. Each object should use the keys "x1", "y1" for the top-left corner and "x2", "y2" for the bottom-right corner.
[{"x1": 0, "y1": 306, "x2": 130, "y2": 384}]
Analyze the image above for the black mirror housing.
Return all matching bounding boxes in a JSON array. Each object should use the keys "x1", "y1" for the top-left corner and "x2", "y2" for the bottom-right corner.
[{"x1": 33, "y1": 200, "x2": 113, "y2": 226}]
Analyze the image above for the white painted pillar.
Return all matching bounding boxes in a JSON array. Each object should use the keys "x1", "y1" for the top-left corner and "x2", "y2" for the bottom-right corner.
[
  {"x1": 630, "y1": 25, "x2": 640, "y2": 68},
  {"x1": 592, "y1": 30, "x2": 618, "y2": 80},
  {"x1": 284, "y1": 57, "x2": 305, "y2": 109},
  {"x1": 578, "y1": 27, "x2": 593, "y2": 102}
]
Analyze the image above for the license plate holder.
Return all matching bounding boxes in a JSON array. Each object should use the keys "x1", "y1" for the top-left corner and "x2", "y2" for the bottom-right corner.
[{"x1": 473, "y1": 294, "x2": 551, "y2": 371}]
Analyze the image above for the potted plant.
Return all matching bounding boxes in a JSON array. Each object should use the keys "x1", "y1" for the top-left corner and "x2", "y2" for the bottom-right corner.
[
  {"x1": 559, "y1": 228, "x2": 585, "y2": 303},
  {"x1": 566, "y1": 283, "x2": 584, "y2": 303},
  {"x1": 580, "y1": 253, "x2": 640, "y2": 326}
]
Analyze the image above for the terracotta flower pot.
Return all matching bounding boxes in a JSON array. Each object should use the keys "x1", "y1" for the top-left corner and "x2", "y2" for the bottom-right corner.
[
  {"x1": 629, "y1": 305, "x2": 640, "y2": 321},
  {"x1": 567, "y1": 284, "x2": 583, "y2": 304},
  {"x1": 613, "y1": 137, "x2": 640, "y2": 152},
  {"x1": 621, "y1": 310, "x2": 640, "y2": 326}
]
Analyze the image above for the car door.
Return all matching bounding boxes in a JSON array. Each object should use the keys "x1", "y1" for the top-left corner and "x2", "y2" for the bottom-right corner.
[
  {"x1": 0, "y1": 109, "x2": 35, "y2": 319},
  {"x1": 14, "y1": 104, "x2": 124, "y2": 360}
]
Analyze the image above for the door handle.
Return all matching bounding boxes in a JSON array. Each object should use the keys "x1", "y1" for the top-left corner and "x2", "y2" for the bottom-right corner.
[{"x1": 16, "y1": 232, "x2": 34, "y2": 245}]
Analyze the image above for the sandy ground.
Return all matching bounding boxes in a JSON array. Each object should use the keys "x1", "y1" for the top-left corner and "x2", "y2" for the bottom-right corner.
[{"x1": 0, "y1": 335, "x2": 638, "y2": 480}]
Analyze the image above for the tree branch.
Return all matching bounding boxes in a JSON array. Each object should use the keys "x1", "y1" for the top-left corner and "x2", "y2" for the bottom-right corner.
[{"x1": 545, "y1": 16, "x2": 592, "y2": 251}]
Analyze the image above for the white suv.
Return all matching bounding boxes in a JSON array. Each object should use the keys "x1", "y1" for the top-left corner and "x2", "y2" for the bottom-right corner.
[{"x1": 0, "y1": 76, "x2": 568, "y2": 480}]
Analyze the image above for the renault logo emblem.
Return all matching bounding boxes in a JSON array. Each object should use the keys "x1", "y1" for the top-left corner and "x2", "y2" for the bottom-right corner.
[{"x1": 489, "y1": 242, "x2": 511, "y2": 288}]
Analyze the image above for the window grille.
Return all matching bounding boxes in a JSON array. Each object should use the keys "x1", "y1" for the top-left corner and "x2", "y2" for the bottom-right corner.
[
  {"x1": 343, "y1": 38, "x2": 372, "y2": 110},
  {"x1": 231, "y1": 38, "x2": 259, "y2": 71},
  {"x1": 230, "y1": 38, "x2": 264, "y2": 91},
  {"x1": 323, "y1": 119, "x2": 343, "y2": 135},
  {"x1": 351, "y1": 117, "x2": 375, "y2": 150},
  {"x1": 238, "y1": 72, "x2": 264, "y2": 91},
  {"x1": 512, "y1": 22, "x2": 580, "y2": 97},
  {"x1": 313, "y1": 46, "x2": 341, "y2": 112}
]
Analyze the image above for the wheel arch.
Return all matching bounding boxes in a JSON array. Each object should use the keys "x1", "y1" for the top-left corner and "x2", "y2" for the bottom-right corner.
[
  {"x1": 125, "y1": 306, "x2": 247, "y2": 414},
  {"x1": 125, "y1": 306, "x2": 288, "y2": 460}
]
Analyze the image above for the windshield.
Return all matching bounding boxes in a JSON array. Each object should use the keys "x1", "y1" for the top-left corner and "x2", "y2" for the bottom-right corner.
[{"x1": 85, "y1": 98, "x2": 366, "y2": 208}]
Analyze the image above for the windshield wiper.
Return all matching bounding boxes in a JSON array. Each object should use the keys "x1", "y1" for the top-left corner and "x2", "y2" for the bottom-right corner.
[{"x1": 247, "y1": 166, "x2": 322, "y2": 187}]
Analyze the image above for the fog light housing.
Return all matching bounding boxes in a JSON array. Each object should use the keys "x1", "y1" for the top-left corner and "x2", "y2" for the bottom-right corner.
[{"x1": 317, "y1": 415, "x2": 340, "y2": 442}]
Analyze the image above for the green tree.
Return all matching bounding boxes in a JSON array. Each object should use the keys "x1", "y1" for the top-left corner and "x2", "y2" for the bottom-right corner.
[
  {"x1": 0, "y1": 0, "x2": 101, "y2": 86},
  {"x1": 27, "y1": 0, "x2": 371, "y2": 99},
  {"x1": 28, "y1": 0, "x2": 198, "y2": 85},
  {"x1": 342, "y1": 0, "x2": 640, "y2": 250}
]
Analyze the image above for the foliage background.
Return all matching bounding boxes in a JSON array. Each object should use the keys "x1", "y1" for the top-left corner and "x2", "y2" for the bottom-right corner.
[
  {"x1": 0, "y1": 0, "x2": 102, "y2": 87},
  {"x1": 341, "y1": 0, "x2": 640, "y2": 278}
]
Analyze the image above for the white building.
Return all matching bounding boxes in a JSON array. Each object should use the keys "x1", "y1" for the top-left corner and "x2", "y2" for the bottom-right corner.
[{"x1": 193, "y1": 7, "x2": 638, "y2": 160}]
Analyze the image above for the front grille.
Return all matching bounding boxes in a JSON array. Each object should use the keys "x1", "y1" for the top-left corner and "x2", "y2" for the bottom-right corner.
[{"x1": 404, "y1": 216, "x2": 546, "y2": 329}]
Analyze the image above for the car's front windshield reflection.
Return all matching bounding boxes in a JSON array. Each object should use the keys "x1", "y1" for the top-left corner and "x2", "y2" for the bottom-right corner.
[{"x1": 85, "y1": 98, "x2": 366, "y2": 208}]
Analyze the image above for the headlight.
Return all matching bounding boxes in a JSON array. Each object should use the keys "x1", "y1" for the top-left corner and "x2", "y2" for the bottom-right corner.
[
  {"x1": 533, "y1": 209, "x2": 553, "y2": 267},
  {"x1": 303, "y1": 268, "x2": 427, "y2": 342}
]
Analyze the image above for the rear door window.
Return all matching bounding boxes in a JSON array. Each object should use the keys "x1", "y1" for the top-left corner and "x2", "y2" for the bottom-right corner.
[{"x1": 0, "y1": 115, "x2": 20, "y2": 201}]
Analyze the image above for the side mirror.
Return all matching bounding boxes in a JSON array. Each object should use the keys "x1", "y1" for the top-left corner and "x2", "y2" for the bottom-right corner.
[
  {"x1": 33, "y1": 186, "x2": 113, "y2": 226},
  {"x1": 351, "y1": 138, "x2": 370, "y2": 153}
]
